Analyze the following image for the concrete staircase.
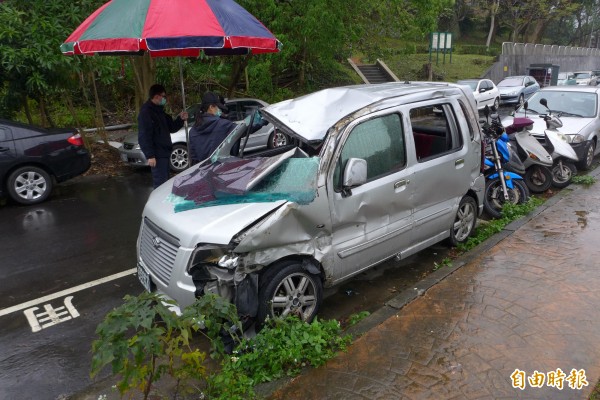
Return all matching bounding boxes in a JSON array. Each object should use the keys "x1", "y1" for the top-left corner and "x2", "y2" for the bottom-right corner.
[{"x1": 348, "y1": 59, "x2": 400, "y2": 84}]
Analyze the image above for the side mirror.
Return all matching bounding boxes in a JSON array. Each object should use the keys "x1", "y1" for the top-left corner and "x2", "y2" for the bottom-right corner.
[
  {"x1": 343, "y1": 158, "x2": 367, "y2": 188},
  {"x1": 540, "y1": 98, "x2": 548, "y2": 107}
]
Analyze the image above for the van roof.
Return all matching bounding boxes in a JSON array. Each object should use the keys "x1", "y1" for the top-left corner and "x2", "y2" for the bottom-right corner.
[{"x1": 262, "y1": 82, "x2": 465, "y2": 142}]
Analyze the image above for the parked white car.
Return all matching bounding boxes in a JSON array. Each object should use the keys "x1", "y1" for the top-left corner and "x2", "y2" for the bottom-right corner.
[
  {"x1": 457, "y1": 79, "x2": 500, "y2": 110},
  {"x1": 511, "y1": 86, "x2": 600, "y2": 170},
  {"x1": 119, "y1": 98, "x2": 288, "y2": 172},
  {"x1": 135, "y1": 82, "x2": 485, "y2": 326},
  {"x1": 572, "y1": 71, "x2": 599, "y2": 86}
]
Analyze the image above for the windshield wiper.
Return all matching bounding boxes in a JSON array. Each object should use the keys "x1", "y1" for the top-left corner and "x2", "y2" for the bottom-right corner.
[{"x1": 559, "y1": 111, "x2": 584, "y2": 118}]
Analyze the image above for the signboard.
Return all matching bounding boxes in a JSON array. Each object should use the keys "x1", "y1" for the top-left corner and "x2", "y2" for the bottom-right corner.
[
  {"x1": 429, "y1": 32, "x2": 453, "y2": 66},
  {"x1": 430, "y1": 32, "x2": 452, "y2": 50}
]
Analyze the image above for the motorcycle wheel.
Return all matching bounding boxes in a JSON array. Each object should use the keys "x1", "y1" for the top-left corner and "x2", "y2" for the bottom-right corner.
[
  {"x1": 483, "y1": 178, "x2": 528, "y2": 219},
  {"x1": 551, "y1": 161, "x2": 577, "y2": 188},
  {"x1": 524, "y1": 165, "x2": 552, "y2": 194}
]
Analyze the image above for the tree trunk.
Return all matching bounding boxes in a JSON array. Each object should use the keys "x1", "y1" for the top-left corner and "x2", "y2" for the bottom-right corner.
[
  {"x1": 227, "y1": 56, "x2": 251, "y2": 98},
  {"x1": 299, "y1": 38, "x2": 307, "y2": 88},
  {"x1": 24, "y1": 98, "x2": 33, "y2": 125},
  {"x1": 90, "y1": 71, "x2": 109, "y2": 145},
  {"x1": 130, "y1": 53, "x2": 156, "y2": 114},
  {"x1": 64, "y1": 93, "x2": 90, "y2": 150},
  {"x1": 486, "y1": 0, "x2": 499, "y2": 49},
  {"x1": 528, "y1": 20, "x2": 545, "y2": 43}
]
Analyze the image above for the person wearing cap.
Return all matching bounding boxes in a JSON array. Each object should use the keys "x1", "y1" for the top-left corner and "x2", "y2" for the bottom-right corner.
[
  {"x1": 138, "y1": 84, "x2": 188, "y2": 188},
  {"x1": 188, "y1": 92, "x2": 237, "y2": 165}
]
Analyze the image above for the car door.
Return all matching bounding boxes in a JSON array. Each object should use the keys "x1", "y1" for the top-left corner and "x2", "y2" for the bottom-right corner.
[
  {"x1": 479, "y1": 80, "x2": 493, "y2": 106},
  {"x1": 525, "y1": 77, "x2": 539, "y2": 97},
  {"x1": 0, "y1": 125, "x2": 17, "y2": 185},
  {"x1": 328, "y1": 111, "x2": 414, "y2": 283},
  {"x1": 407, "y1": 101, "x2": 474, "y2": 249}
]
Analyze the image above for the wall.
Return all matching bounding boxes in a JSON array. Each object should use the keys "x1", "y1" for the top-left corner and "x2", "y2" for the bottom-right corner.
[{"x1": 483, "y1": 42, "x2": 600, "y2": 83}]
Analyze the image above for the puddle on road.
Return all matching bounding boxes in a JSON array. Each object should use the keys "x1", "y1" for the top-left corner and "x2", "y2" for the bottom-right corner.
[{"x1": 575, "y1": 210, "x2": 588, "y2": 229}]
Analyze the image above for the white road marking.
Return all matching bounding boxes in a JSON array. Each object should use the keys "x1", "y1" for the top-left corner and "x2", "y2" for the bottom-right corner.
[
  {"x1": 24, "y1": 296, "x2": 80, "y2": 332},
  {"x1": 0, "y1": 268, "x2": 136, "y2": 317}
]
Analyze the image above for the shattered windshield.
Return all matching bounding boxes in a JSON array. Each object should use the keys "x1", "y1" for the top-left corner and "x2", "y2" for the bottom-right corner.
[{"x1": 168, "y1": 150, "x2": 319, "y2": 212}]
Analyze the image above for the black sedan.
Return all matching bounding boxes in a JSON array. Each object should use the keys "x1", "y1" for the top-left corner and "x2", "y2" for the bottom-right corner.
[{"x1": 0, "y1": 120, "x2": 91, "y2": 205}]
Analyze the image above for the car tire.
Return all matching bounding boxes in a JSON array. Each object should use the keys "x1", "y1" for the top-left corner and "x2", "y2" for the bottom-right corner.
[
  {"x1": 169, "y1": 144, "x2": 189, "y2": 172},
  {"x1": 7, "y1": 166, "x2": 53, "y2": 205},
  {"x1": 267, "y1": 129, "x2": 289, "y2": 149},
  {"x1": 256, "y1": 260, "x2": 322, "y2": 328},
  {"x1": 576, "y1": 140, "x2": 595, "y2": 171},
  {"x1": 448, "y1": 195, "x2": 477, "y2": 246},
  {"x1": 493, "y1": 97, "x2": 500, "y2": 110}
]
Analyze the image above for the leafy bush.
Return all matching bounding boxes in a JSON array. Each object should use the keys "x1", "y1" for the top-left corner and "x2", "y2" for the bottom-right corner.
[
  {"x1": 91, "y1": 292, "x2": 353, "y2": 399},
  {"x1": 206, "y1": 316, "x2": 352, "y2": 399},
  {"x1": 90, "y1": 292, "x2": 240, "y2": 400}
]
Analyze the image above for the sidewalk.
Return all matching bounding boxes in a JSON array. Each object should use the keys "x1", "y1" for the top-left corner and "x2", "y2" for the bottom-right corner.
[{"x1": 266, "y1": 169, "x2": 600, "y2": 400}]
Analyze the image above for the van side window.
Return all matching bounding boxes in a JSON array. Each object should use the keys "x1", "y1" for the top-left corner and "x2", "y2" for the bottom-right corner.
[
  {"x1": 334, "y1": 113, "x2": 405, "y2": 190},
  {"x1": 409, "y1": 104, "x2": 462, "y2": 161}
]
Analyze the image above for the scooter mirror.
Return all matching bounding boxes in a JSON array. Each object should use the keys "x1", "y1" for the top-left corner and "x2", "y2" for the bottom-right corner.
[{"x1": 540, "y1": 98, "x2": 548, "y2": 108}]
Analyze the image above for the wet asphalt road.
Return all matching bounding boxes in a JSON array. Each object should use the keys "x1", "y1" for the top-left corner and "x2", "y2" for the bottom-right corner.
[{"x1": 0, "y1": 172, "x2": 153, "y2": 400}]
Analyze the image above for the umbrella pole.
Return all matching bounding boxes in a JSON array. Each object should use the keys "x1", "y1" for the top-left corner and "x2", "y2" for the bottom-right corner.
[{"x1": 179, "y1": 58, "x2": 190, "y2": 164}]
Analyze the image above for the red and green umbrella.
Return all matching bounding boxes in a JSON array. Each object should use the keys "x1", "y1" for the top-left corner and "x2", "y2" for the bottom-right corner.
[{"x1": 60, "y1": 0, "x2": 281, "y2": 57}]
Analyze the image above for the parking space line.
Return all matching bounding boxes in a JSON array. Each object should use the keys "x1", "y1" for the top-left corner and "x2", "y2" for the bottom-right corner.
[{"x1": 0, "y1": 268, "x2": 136, "y2": 317}]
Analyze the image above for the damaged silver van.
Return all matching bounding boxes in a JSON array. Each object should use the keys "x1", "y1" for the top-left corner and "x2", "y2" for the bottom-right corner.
[{"x1": 136, "y1": 82, "x2": 485, "y2": 325}]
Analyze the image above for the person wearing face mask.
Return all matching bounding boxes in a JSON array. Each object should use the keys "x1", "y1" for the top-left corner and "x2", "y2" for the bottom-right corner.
[
  {"x1": 138, "y1": 84, "x2": 188, "y2": 188},
  {"x1": 188, "y1": 91, "x2": 237, "y2": 165}
]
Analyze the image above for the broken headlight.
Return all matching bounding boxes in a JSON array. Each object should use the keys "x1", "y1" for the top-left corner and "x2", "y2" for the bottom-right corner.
[{"x1": 187, "y1": 244, "x2": 241, "y2": 298}]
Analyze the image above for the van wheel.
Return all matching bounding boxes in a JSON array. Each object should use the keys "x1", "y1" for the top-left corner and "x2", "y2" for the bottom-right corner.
[
  {"x1": 257, "y1": 261, "x2": 322, "y2": 327},
  {"x1": 7, "y1": 166, "x2": 53, "y2": 205},
  {"x1": 448, "y1": 196, "x2": 477, "y2": 246}
]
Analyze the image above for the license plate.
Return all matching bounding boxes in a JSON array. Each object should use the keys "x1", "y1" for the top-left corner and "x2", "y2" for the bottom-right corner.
[
  {"x1": 120, "y1": 153, "x2": 128, "y2": 162},
  {"x1": 137, "y1": 264, "x2": 152, "y2": 292}
]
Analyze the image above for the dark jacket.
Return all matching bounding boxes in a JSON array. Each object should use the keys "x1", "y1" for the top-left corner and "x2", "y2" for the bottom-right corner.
[
  {"x1": 137, "y1": 100, "x2": 184, "y2": 159},
  {"x1": 189, "y1": 114, "x2": 237, "y2": 163}
]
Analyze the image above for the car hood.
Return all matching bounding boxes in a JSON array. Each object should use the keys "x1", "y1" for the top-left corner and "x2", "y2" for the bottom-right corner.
[
  {"x1": 143, "y1": 177, "x2": 287, "y2": 247},
  {"x1": 261, "y1": 84, "x2": 401, "y2": 143},
  {"x1": 498, "y1": 86, "x2": 523, "y2": 95},
  {"x1": 508, "y1": 113, "x2": 593, "y2": 136}
]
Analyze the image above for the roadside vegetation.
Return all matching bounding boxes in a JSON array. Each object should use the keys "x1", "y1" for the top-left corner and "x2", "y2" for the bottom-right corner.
[
  {"x1": 2, "y1": 0, "x2": 598, "y2": 132},
  {"x1": 456, "y1": 198, "x2": 545, "y2": 253},
  {"x1": 91, "y1": 292, "x2": 352, "y2": 400}
]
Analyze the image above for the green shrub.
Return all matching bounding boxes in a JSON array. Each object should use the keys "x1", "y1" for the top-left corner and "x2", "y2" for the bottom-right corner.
[
  {"x1": 90, "y1": 292, "x2": 240, "y2": 400},
  {"x1": 206, "y1": 316, "x2": 352, "y2": 399}
]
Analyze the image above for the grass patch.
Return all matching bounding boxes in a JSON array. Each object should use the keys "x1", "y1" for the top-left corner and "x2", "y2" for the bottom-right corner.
[
  {"x1": 457, "y1": 197, "x2": 544, "y2": 253},
  {"x1": 573, "y1": 175, "x2": 597, "y2": 186}
]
